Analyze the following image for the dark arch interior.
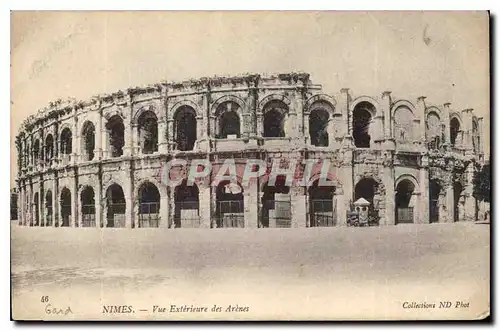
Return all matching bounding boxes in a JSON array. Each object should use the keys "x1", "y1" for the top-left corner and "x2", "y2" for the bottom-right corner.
[
  {"x1": 353, "y1": 102, "x2": 374, "y2": 148},
  {"x1": 175, "y1": 107, "x2": 197, "y2": 151},
  {"x1": 138, "y1": 111, "x2": 158, "y2": 154},
  {"x1": 450, "y1": 117, "x2": 460, "y2": 147},
  {"x1": 106, "y1": 184, "x2": 125, "y2": 227},
  {"x1": 138, "y1": 182, "x2": 160, "y2": 228},
  {"x1": 82, "y1": 122, "x2": 96, "y2": 161},
  {"x1": 263, "y1": 101, "x2": 288, "y2": 138},
  {"x1": 453, "y1": 181, "x2": 463, "y2": 223},
  {"x1": 309, "y1": 108, "x2": 330, "y2": 147},
  {"x1": 395, "y1": 179, "x2": 416, "y2": 224},
  {"x1": 174, "y1": 180, "x2": 200, "y2": 228},
  {"x1": 60, "y1": 188, "x2": 71, "y2": 227},
  {"x1": 218, "y1": 110, "x2": 240, "y2": 138},
  {"x1": 106, "y1": 116, "x2": 125, "y2": 157},
  {"x1": 60, "y1": 128, "x2": 72, "y2": 155},
  {"x1": 216, "y1": 180, "x2": 244, "y2": 228},
  {"x1": 261, "y1": 176, "x2": 291, "y2": 228},
  {"x1": 33, "y1": 139, "x2": 40, "y2": 163},
  {"x1": 308, "y1": 179, "x2": 336, "y2": 227},
  {"x1": 45, "y1": 135, "x2": 54, "y2": 164},
  {"x1": 81, "y1": 186, "x2": 96, "y2": 227},
  {"x1": 354, "y1": 178, "x2": 378, "y2": 205},
  {"x1": 429, "y1": 179, "x2": 441, "y2": 223},
  {"x1": 45, "y1": 190, "x2": 53, "y2": 226},
  {"x1": 33, "y1": 192, "x2": 40, "y2": 226}
]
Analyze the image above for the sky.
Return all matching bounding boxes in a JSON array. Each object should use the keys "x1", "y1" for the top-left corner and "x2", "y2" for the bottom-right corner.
[{"x1": 10, "y1": 11, "x2": 490, "y2": 187}]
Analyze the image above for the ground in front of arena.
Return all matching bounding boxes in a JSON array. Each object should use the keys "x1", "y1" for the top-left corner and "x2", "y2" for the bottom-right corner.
[{"x1": 11, "y1": 222, "x2": 490, "y2": 320}]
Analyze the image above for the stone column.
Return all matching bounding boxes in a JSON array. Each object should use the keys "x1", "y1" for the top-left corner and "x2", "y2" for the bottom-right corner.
[
  {"x1": 52, "y1": 180, "x2": 58, "y2": 227},
  {"x1": 210, "y1": 185, "x2": 217, "y2": 228},
  {"x1": 95, "y1": 181, "x2": 102, "y2": 228},
  {"x1": 167, "y1": 119, "x2": 175, "y2": 151},
  {"x1": 169, "y1": 188, "x2": 176, "y2": 228},
  {"x1": 463, "y1": 162, "x2": 476, "y2": 222},
  {"x1": 340, "y1": 152, "x2": 354, "y2": 218},
  {"x1": 244, "y1": 181, "x2": 258, "y2": 228},
  {"x1": 478, "y1": 117, "x2": 484, "y2": 155},
  {"x1": 199, "y1": 184, "x2": 211, "y2": 228},
  {"x1": 294, "y1": 91, "x2": 304, "y2": 144},
  {"x1": 417, "y1": 97, "x2": 427, "y2": 143},
  {"x1": 419, "y1": 157, "x2": 430, "y2": 224},
  {"x1": 291, "y1": 186, "x2": 307, "y2": 228},
  {"x1": 340, "y1": 88, "x2": 350, "y2": 139},
  {"x1": 72, "y1": 110, "x2": 79, "y2": 164},
  {"x1": 382, "y1": 91, "x2": 395, "y2": 150},
  {"x1": 443, "y1": 103, "x2": 451, "y2": 149},
  {"x1": 40, "y1": 185, "x2": 45, "y2": 227},
  {"x1": 158, "y1": 119, "x2": 167, "y2": 153},
  {"x1": 71, "y1": 184, "x2": 77, "y2": 228},
  {"x1": 462, "y1": 108, "x2": 474, "y2": 155},
  {"x1": 335, "y1": 190, "x2": 346, "y2": 226},
  {"x1": 125, "y1": 168, "x2": 133, "y2": 228},
  {"x1": 124, "y1": 95, "x2": 134, "y2": 157},
  {"x1": 383, "y1": 152, "x2": 395, "y2": 226},
  {"x1": 95, "y1": 110, "x2": 103, "y2": 160},
  {"x1": 445, "y1": 184, "x2": 454, "y2": 223},
  {"x1": 101, "y1": 116, "x2": 109, "y2": 159},
  {"x1": 159, "y1": 188, "x2": 169, "y2": 228}
]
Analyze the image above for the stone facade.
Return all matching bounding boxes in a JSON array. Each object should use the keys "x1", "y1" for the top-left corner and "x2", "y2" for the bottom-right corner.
[{"x1": 14, "y1": 72, "x2": 486, "y2": 229}]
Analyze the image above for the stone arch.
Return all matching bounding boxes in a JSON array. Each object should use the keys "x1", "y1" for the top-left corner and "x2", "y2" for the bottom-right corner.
[
  {"x1": 59, "y1": 186, "x2": 72, "y2": 227},
  {"x1": 174, "y1": 179, "x2": 200, "y2": 228},
  {"x1": 450, "y1": 115, "x2": 462, "y2": 147},
  {"x1": 395, "y1": 174, "x2": 419, "y2": 192},
  {"x1": 450, "y1": 112, "x2": 463, "y2": 127},
  {"x1": 60, "y1": 127, "x2": 72, "y2": 155},
  {"x1": 259, "y1": 93, "x2": 292, "y2": 111},
  {"x1": 308, "y1": 171, "x2": 343, "y2": 194},
  {"x1": 106, "y1": 115, "x2": 125, "y2": 157},
  {"x1": 104, "y1": 182, "x2": 126, "y2": 228},
  {"x1": 261, "y1": 98, "x2": 290, "y2": 138},
  {"x1": 169, "y1": 100, "x2": 203, "y2": 119},
  {"x1": 137, "y1": 110, "x2": 158, "y2": 154},
  {"x1": 304, "y1": 94, "x2": 337, "y2": 116},
  {"x1": 215, "y1": 180, "x2": 244, "y2": 228},
  {"x1": 391, "y1": 100, "x2": 416, "y2": 117},
  {"x1": 211, "y1": 95, "x2": 246, "y2": 116},
  {"x1": 260, "y1": 175, "x2": 291, "y2": 228},
  {"x1": 135, "y1": 177, "x2": 167, "y2": 200},
  {"x1": 352, "y1": 101, "x2": 376, "y2": 148},
  {"x1": 214, "y1": 101, "x2": 242, "y2": 139},
  {"x1": 45, "y1": 189, "x2": 53, "y2": 226},
  {"x1": 136, "y1": 180, "x2": 161, "y2": 228},
  {"x1": 133, "y1": 103, "x2": 162, "y2": 124},
  {"x1": 81, "y1": 120, "x2": 96, "y2": 161},
  {"x1": 173, "y1": 105, "x2": 197, "y2": 151},
  {"x1": 80, "y1": 185, "x2": 96, "y2": 227},
  {"x1": 349, "y1": 96, "x2": 380, "y2": 116},
  {"x1": 103, "y1": 108, "x2": 125, "y2": 121},
  {"x1": 44, "y1": 133, "x2": 54, "y2": 164}
]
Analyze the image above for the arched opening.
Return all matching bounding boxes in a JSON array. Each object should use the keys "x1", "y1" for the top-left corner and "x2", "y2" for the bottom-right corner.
[
  {"x1": 81, "y1": 186, "x2": 96, "y2": 227},
  {"x1": 174, "y1": 106, "x2": 197, "y2": 151},
  {"x1": 215, "y1": 181, "x2": 244, "y2": 228},
  {"x1": 174, "y1": 180, "x2": 200, "y2": 228},
  {"x1": 263, "y1": 101, "x2": 288, "y2": 138},
  {"x1": 354, "y1": 177, "x2": 381, "y2": 224},
  {"x1": 472, "y1": 118, "x2": 480, "y2": 154},
  {"x1": 218, "y1": 109, "x2": 240, "y2": 139},
  {"x1": 82, "y1": 122, "x2": 95, "y2": 161},
  {"x1": 45, "y1": 134, "x2": 54, "y2": 165},
  {"x1": 450, "y1": 117, "x2": 460, "y2": 147},
  {"x1": 138, "y1": 182, "x2": 160, "y2": 228},
  {"x1": 261, "y1": 176, "x2": 291, "y2": 228},
  {"x1": 395, "y1": 179, "x2": 416, "y2": 224},
  {"x1": 393, "y1": 106, "x2": 414, "y2": 143},
  {"x1": 60, "y1": 128, "x2": 72, "y2": 161},
  {"x1": 309, "y1": 108, "x2": 330, "y2": 147},
  {"x1": 33, "y1": 192, "x2": 40, "y2": 226},
  {"x1": 308, "y1": 179, "x2": 336, "y2": 227},
  {"x1": 453, "y1": 181, "x2": 464, "y2": 222},
  {"x1": 60, "y1": 188, "x2": 71, "y2": 227},
  {"x1": 138, "y1": 111, "x2": 158, "y2": 154},
  {"x1": 429, "y1": 179, "x2": 441, "y2": 223},
  {"x1": 426, "y1": 112, "x2": 443, "y2": 150},
  {"x1": 106, "y1": 116, "x2": 125, "y2": 157},
  {"x1": 11, "y1": 191, "x2": 18, "y2": 221},
  {"x1": 45, "y1": 190, "x2": 53, "y2": 227},
  {"x1": 33, "y1": 139, "x2": 40, "y2": 165},
  {"x1": 353, "y1": 102, "x2": 374, "y2": 148},
  {"x1": 105, "y1": 183, "x2": 126, "y2": 228}
]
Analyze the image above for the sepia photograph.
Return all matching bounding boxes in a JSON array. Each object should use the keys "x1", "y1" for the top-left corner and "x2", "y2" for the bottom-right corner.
[{"x1": 10, "y1": 10, "x2": 490, "y2": 321}]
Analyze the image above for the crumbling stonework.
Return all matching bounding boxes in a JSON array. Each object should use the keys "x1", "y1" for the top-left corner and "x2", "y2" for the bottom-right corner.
[{"x1": 15, "y1": 72, "x2": 486, "y2": 229}]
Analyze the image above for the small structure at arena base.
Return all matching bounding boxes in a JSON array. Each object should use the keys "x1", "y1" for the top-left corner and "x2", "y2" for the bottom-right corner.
[{"x1": 14, "y1": 72, "x2": 486, "y2": 229}]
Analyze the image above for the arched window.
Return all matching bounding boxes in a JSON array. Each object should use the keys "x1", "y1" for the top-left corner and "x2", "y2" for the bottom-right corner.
[
  {"x1": 216, "y1": 102, "x2": 241, "y2": 139},
  {"x1": 33, "y1": 139, "x2": 40, "y2": 165},
  {"x1": 105, "y1": 183, "x2": 126, "y2": 228},
  {"x1": 60, "y1": 188, "x2": 71, "y2": 227},
  {"x1": 138, "y1": 182, "x2": 160, "y2": 228},
  {"x1": 395, "y1": 179, "x2": 416, "y2": 224},
  {"x1": 429, "y1": 179, "x2": 441, "y2": 223},
  {"x1": 308, "y1": 179, "x2": 336, "y2": 227},
  {"x1": 81, "y1": 186, "x2": 96, "y2": 227},
  {"x1": 353, "y1": 102, "x2": 375, "y2": 148},
  {"x1": 174, "y1": 180, "x2": 200, "y2": 228},
  {"x1": 393, "y1": 106, "x2": 414, "y2": 143},
  {"x1": 426, "y1": 112, "x2": 442, "y2": 150},
  {"x1": 60, "y1": 128, "x2": 72, "y2": 156},
  {"x1": 215, "y1": 181, "x2": 244, "y2": 228},
  {"x1": 261, "y1": 176, "x2": 291, "y2": 228},
  {"x1": 309, "y1": 108, "x2": 330, "y2": 147},
  {"x1": 174, "y1": 106, "x2": 197, "y2": 151},
  {"x1": 450, "y1": 117, "x2": 460, "y2": 147},
  {"x1": 137, "y1": 111, "x2": 158, "y2": 154},
  {"x1": 263, "y1": 100, "x2": 288, "y2": 138},
  {"x1": 45, "y1": 134, "x2": 54, "y2": 165},
  {"x1": 81, "y1": 121, "x2": 95, "y2": 161},
  {"x1": 45, "y1": 190, "x2": 53, "y2": 227},
  {"x1": 106, "y1": 116, "x2": 125, "y2": 157}
]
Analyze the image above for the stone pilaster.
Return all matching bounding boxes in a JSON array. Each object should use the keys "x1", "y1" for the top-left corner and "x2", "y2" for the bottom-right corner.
[
  {"x1": 382, "y1": 91, "x2": 395, "y2": 150},
  {"x1": 340, "y1": 88, "x2": 350, "y2": 139},
  {"x1": 294, "y1": 90, "x2": 304, "y2": 144},
  {"x1": 443, "y1": 103, "x2": 451, "y2": 149},
  {"x1": 95, "y1": 109, "x2": 103, "y2": 160},
  {"x1": 198, "y1": 184, "x2": 211, "y2": 228},
  {"x1": 463, "y1": 162, "x2": 476, "y2": 222},
  {"x1": 124, "y1": 95, "x2": 134, "y2": 157},
  {"x1": 445, "y1": 184, "x2": 454, "y2": 223},
  {"x1": 383, "y1": 162, "x2": 395, "y2": 226},
  {"x1": 291, "y1": 186, "x2": 306, "y2": 228},
  {"x1": 158, "y1": 119, "x2": 167, "y2": 153},
  {"x1": 335, "y1": 189, "x2": 346, "y2": 226},
  {"x1": 95, "y1": 181, "x2": 102, "y2": 228},
  {"x1": 478, "y1": 117, "x2": 484, "y2": 155},
  {"x1": 419, "y1": 156, "x2": 430, "y2": 224},
  {"x1": 125, "y1": 168, "x2": 133, "y2": 228},
  {"x1": 52, "y1": 180, "x2": 58, "y2": 227},
  {"x1": 244, "y1": 181, "x2": 258, "y2": 228}
]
